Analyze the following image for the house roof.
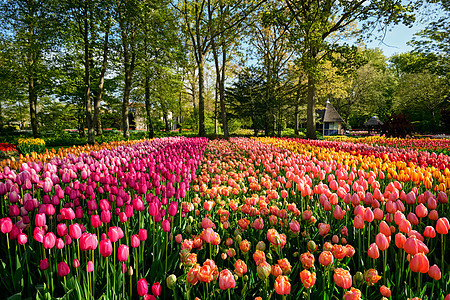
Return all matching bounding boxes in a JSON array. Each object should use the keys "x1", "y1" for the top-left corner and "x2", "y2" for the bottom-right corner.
[
  {"x1": 323, "y1": 101, "x2": 344, "y2": 123},
  {"x1": 363, "y1": 116, "x2": 383, "y2": 126}
]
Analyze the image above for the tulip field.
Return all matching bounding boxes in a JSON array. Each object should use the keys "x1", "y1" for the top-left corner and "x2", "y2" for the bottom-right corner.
[{"x1": 1, "y1": 136, "x2": 450, "y2": 300}]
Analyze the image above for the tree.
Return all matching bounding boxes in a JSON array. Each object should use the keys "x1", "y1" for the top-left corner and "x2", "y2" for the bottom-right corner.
[
  {"x1": 248, "y1": 1, "x2": 294, "y2": 136},
  {"x1": 394, "y1": 72, "x2": 448, "y2": 131},
  {"x1": 0, "y1": 0, "x2": 58, "y2": 137},
  {"x1": 284, "y1": 0, "x2": 415, "y2": 139},
  {"x1": 175, "y1": 0, "x2": 265, "y2": 136},
  {"x1": 115, "y1": 0, "x2": 139, "y2": 139}
]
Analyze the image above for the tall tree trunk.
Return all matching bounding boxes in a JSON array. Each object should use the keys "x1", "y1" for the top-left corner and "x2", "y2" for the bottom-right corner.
[
  {"x1": 94, "y1": 22, "x2": 109, "y2": 137},
  {"x1": 306, "y1": 73, "x2": 316, "y2": 139},
  {"x1": 219, "y1": 44, "x2": 228, "y2": 139},
  {"x1": 214, "y1": 78, "x2": 218, "y2": 134},
  {"x1": 212, "y1": 41, "x2": 220, "y2": 135},
  {"x1": 294, "y1": 77, "x2": 302, "y2": 135},
  {"x1": 28, "y1": 71, "x2": 39, "y2": 138},
  {"x1": 197, "y1": 51, "x2": 206, "y2": 136},
  {"x1": 83, "y1": 1, "x2": 94, "y2": 144},
  {"x1": 144, "y1": 74, "x2": 154, "y2": 139},
  {"x1": 179, "y1": 82, "x2": 183, "y2": 134},
  {"x1": 191, "y1": 81, "x2": 198, "y2": 130},
  {"x1": 122, "y1": 65, "x2": 131, "y2": 139},
  {"x1": 27, "y1": 26, "x2": 39, "y2": 138}
]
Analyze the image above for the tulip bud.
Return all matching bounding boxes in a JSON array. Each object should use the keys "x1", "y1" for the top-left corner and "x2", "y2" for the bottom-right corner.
[{"x1": 166, "y1": 274, "x2": 177, "y2": 290}]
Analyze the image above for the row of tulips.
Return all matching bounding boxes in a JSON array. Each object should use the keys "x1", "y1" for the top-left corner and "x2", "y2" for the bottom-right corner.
[
  {"x1": 326, "y1": 136, "x2": 450, "y2": 153},
  {"x1": 0, "y1": 137, "x2": 208, "y2": 299},
  {"x1": 0, "y1": 143, "x2": 17, "y2": 153},
  {"x1": 257, "y1": 137, "x2": 450, "y2": 194},
  {"x1": 0, "y1": 139, "x2": 152, "y2": 171}
]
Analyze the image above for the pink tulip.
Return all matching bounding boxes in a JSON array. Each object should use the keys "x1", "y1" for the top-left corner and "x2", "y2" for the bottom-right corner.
[
  {"x1": 219, "y1": 269, "x2": 236, "y2": 290},
  {"x1": 57, "y1": 261, "x2": 70, "y2": 276},
  {"x1": 118, "y1": 244, "x2": 129, "y2": 262}
]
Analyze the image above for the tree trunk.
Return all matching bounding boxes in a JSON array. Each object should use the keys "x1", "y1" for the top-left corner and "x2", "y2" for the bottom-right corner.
[
  {"x1": 144, "y1": 74, "x2": 154, "y2": 139},
  {"x1": 197, "y1": 52, "x2": 206, "y2": 136},
  {"x1": 28, "y1": 72, "x2": 39, "y2": 138},
  {"x1": 306, "y1": 73, "x2": 317, "y2": 139},
  {"x1": 212, "y1": 40, "x2": 220, "y2": 136},
  {"x1": 122, "y1": 66, "x2": 131, "y2": 139},
  {"x1": 94, "y1": 22, "x2": 109, "y2": 137},
  {"x1": 83, "y1": 1, "x2": 95, "y2": 144},
  {"x1": 27, "y1": 25, "x2": 39, "y2": 138},
  {"x1": 294, "y1": 77, "x2": 302, "y2": 136},
  {"x1": 191, "y1": 80, "x2": 198, "y2": 130},
  {"x1": 219, "y1": 44, "x2": 228, "y2": 139}
]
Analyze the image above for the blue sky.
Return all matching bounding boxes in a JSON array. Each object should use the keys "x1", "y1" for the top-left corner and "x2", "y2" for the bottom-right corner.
[{"x1": 364, "y1": 23, "x2": 424, "y2": 57}]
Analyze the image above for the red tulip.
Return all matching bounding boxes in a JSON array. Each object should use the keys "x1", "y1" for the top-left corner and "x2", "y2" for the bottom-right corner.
[
  {"x1": 39, "y1": 259, "x2": 49, "y2": 270},
  {"x1": 379, "y1": 221, "x2": 391, "y2": 237},
  {"x1": 423, "y1": 226, "x2": 436, "y2": 238},
  {"x1": 0, "y1": 217, "x2": 13, "y2": 234},
  {"x1": 137, "y1": 278, "x2": 148, "y2": 296},
  {"x1": 43, "y1": 232, "x2": 57, "y2": 249},
  {"x1": 57, "y1": 261, "x2": 70, "y2": 277},
  {"x1": 415, "y1": 203, "x2": 428, "y2": 218},
  {"x1": 375, "y1": 233, "x2": 389, "y2": 251},
  {"x1": 410, "y1": 253, "x2": 429, "y2": 273},
  {"x1": 380, "y1": 285, "x2": 391, "y2": 297},
  {"x1": 395, "y1": 233, "x2": 406, "y2": 249},
  {"x1": 79, "y1": 233, "x2": 98, "y2": 251},
  {"x1": 118, "y1": 244, "x2": 129, "y2": 262},
  {"x1": 151, "y1": 282, "x2": 161, "y2": 297},
  {"x1": 404, "y1": 236, "x2": 419, "y2": 255},
  {"x1": 87, "y1": 261, "x2": 94, "y2": 272},
  {"x1": 428, "y1": 264, "x2": 441, "y2": 280},
  {"x1": 69, "y1": 223, "x2": 82, "y2": 240},
  {"x1": 100, "y1": 239, "x2": 113, "y2": 257},
  {"x1": 354, "y1": 215, "x2": 364, "y2": 229},
  {"x1": 18, "y1": 233, "x2": 28, "y2": 245},
  {"x1": 436, "y1": 217, "x2": 449, "y2": 235},
  {"x1": 35, "y1": 213, "x2": 46, "y2": 227},
  {"x1": 368, "y1": 243, "x2": 379, "y2": 259},
  {"x1": 139, "y1": 229, "x2": 147, "y2": 241}
]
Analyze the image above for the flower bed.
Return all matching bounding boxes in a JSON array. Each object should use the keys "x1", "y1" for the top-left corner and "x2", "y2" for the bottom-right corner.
[{"x1": 0, "y1": 137, "x2": 449, "y2": 300}]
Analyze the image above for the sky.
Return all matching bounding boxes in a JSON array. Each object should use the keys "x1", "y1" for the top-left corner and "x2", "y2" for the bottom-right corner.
[{"x1": 363, "y1": 23, "x2": 424, "y2": 57}]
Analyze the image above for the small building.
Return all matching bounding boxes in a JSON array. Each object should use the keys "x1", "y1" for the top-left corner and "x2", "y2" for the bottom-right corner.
[
  {"x1": 363, "y1": 116, "x2": 383, "y2": 133},
  {"x1": 323, "y1": 100, "x2": 344, "y2": 136}
]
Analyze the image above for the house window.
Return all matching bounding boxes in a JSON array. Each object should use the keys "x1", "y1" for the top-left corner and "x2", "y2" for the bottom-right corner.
[{"x1": 324, "y1": 122, "x2": 339, "y2": 136}]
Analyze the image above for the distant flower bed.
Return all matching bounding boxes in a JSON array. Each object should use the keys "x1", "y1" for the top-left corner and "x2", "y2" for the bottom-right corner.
[
  {"x1": 17, "y1": 138, "x2": 46, "y2": 155},
  {"x1": 0, "y1": 143, "x2": 18, "y2": 159}
]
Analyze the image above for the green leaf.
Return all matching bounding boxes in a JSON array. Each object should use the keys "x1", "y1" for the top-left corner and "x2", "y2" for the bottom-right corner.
[{"x1": 7, "y1": 292, "x2": 22, "y2": 300}]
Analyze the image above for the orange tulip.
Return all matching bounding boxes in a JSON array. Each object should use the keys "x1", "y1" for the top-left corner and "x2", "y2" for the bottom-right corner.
[
  {"x1": 364, "y1": 269, "x2": 381, "y2": 286},
  {"x1": 274, "y1": 275, "x2": 291, "y2": 295},
  {"x1": 334, "y1": 268, "x2": 352, "y2": 289},
  {"x1": 300, "y1": 269, "x2": 316, "y2": 289},
  {"x1": 319, "y1": 250, "x2": 334, "y2": 266},
  {"x1": 300, "y1": 252, "x2": 315, "y2": 269},
  {"x1": 410, "y1": 253, "x2": 429, "y2": 273},
  {"x1": 380, "y1": 285, "x2": 391, "y2": 297},
  {"x1": 343, "y1": 287, "x2": 362, "y2": 300}
]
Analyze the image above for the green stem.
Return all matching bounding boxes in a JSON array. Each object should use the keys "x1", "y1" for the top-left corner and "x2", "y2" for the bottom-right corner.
[
  {"x1": 383, "y1": 250, "x2": 387, "y2": 285},
  {"x1": 165, "y1": 231, "x2": 168, "y2": 275},
  {"x1": 106, "y1": 257, "x2": 110, "y2": 300}
]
